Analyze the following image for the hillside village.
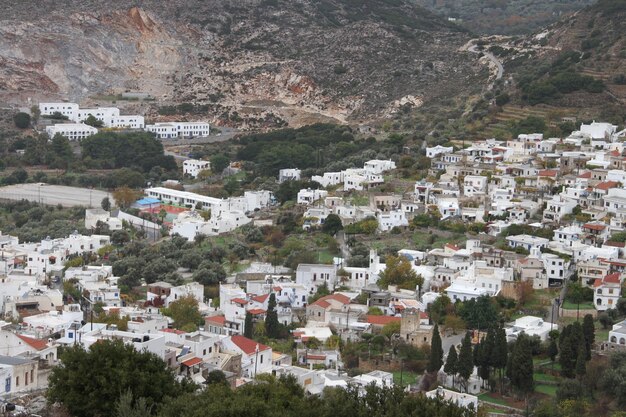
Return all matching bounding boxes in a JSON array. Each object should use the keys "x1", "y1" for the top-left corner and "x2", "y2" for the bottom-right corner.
[{"x1": 0, "y1": 112, "x2": 625, "y2": 415}]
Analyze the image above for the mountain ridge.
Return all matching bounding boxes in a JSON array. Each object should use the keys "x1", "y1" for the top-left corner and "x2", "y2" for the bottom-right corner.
[{"x1": 0, "y1": 0, "x2": 487, "y2": 127}]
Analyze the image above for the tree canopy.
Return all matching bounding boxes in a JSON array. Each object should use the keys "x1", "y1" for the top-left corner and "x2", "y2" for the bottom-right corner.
[{"x1": 48, "y1": 340, "x2": 186, "y2": 417}]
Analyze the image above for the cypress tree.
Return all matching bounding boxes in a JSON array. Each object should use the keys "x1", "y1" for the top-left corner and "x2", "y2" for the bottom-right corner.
[
  {"x1": 427, "y1": 324, "x2": 444, "y2": 373},
  {"x1": 444, "y1": 345, "x2": 458, "y2": 385},
  {"x1": 559, "y1": 334, "x2": 576, "y2": 378},
  {"x1": 509, "y1": 335, "x2": 534, "y2": 396},
  {"x1": 575, "y1": 341, "x2": 586, "y2": 379},
  {"x1": 457, "y1": 332, "x2": 474, "y2": 392},
  {"x1": 264, "y1": 293, "x2": 280, "y2": 338},
  {"x1": 548, "y1": 338, "x2": 558, "y2": 363},
  {"x1": 493, "y1": 324, "x2": 508, "y2": 392},
  {"x1": 582, "y1": 314, "x2": 595, "y2": 360},
  {"x1": 244, "y1": 311, "x2": 253, "y2": 339}
]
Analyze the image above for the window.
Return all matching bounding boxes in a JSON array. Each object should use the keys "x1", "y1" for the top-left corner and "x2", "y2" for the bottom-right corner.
[{"x1": 15, "y1": 376, "x2": 18, "y2": 387}]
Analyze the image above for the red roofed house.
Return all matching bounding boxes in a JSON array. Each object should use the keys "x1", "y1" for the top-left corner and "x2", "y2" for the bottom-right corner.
[
  {"x1": 582, "y1": 222, "x2": 609, "y2": 245},
  {"x1": 594, "y1": 272, "x2": 622, "y2": 311},
  {"x1": 306, "y1": 294, "x2": 352, "y2": 325},
  {"x1": 221, "y1": 335, "x2": 272, "y2": 377},
  {"x1": 366, "y1": 315, "x2": 401, "y2": 332},
  {"x1": 0, "y1": 330, "x2": 57, "y2": 364}
]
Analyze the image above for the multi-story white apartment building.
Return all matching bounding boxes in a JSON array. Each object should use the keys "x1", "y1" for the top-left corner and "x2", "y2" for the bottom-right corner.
[
  {"x1": 145, "y1": 122, "x2": 210, "y2": 139},
  {"x1": 183, "y1": 159, "x2": 211, "y2": 178}
]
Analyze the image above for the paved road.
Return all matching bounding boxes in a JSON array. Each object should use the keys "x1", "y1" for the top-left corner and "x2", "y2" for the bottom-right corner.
[
  {"x1": 468, "y1": 42, "x2": 504, "y2": 81},
  {"x1": 336, "y1": 231, "x2": 351, "y2": 261},
  {"x1": 0, "y1": 184, "x2": 112, "y2": 208},
  {"x1": 442, "y1": 333, "x2": 464, "y2": 356}
]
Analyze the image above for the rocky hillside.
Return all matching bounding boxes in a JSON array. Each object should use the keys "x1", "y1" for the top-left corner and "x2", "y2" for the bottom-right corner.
[
  {"x1": 415, "y1": 0, "x2": 594, "y2": 35},
  {"x1": 0, "y1": 0, "x2": 487, "y2": 126}
]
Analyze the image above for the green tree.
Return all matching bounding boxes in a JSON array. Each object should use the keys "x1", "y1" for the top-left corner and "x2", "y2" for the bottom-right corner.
[
  {"x1": 381, "y1": 321, "x2": 401, "y2": 342},
  {"x1": 115, "y1": 389, "x2": 152, "y2": 417},
  {"x1": 84, "y1": 114, "x2": 104, "y2": 128},
  {"x1": 210, "y1": 154, "x2": 230, "y2": 174},
  {"x1": 582, "y1": 314, "x2": 595, "y2": 360},
  {"x1": 378, "y1": 255, "x2": 423, "y2": 290},
  {"x1": 244, "y1": 311, "x2": 254, "y2": 339},
  {"x1": 322, "y1": 214, "x2": 343, "y2": 236},
  {"x1": 509, "y1": 334, "x2": 534, "y2": 396},
  {"x1": 428, "y1": 324, "x2": 443, "y2": 373},
  {"x1": 265, "y1": 293, "x2": 280, "y2": 339},
  {"x1": 457, "y1": 332, "x2": 474, "y2": 392},
  {"x1": 162, "y1": 295, "x2": 202, "y2": 331},
  {"x1": 47, "y1": 339, "x2": 183, "y2": 417},
  {"x1": 13, "y1": 112, "x2": 31, "y2": 129},
  {"x1": 559, "y1": 334, "x2": 576, "y2": 378},
  {"x1": 575, "y1": 342, "x2": 586, "y2": 379},
  {"x1": 444, "y1": 345, "x2": 458, "y2": 385},
  {"x1": 30, "y1": 105, "x2": 41, "y2": 124},
  {"x1": 493, "y1": 324, "x2": 508, "y2": 392},
  {"x1": 548, "y1": 338, "x2": 558, "y2": 363},
  {"x1": 205, "y1": 370, "x2": 228, "y2": 386},
  {"x1": 101, "y1": 197, "x2": 111, "y2": 211}
]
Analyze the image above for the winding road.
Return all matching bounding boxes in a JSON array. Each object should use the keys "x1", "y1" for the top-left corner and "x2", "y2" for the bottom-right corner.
[{"x1": 466, "y1": 41, "x2": 504, "y2": 87}]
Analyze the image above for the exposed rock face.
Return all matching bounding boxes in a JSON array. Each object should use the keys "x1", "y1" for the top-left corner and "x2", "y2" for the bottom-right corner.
[{"x1": 0, "y1": 0, "x2": 487, "y2": 125}]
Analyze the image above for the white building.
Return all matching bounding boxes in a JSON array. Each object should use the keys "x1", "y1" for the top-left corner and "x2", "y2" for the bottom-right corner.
[
  {"x1": 183, "y1": 159, "x2": 211, "y2": 178},
  {"x1": 38, "y1": 102, "x2": 79, "y2": 119},
  {"x1": 426, "y1": 146, "x2": 454, "y2": 159},
  {"x1": 145, "y1": 122, "x2": 210, "y2": 139},
  {"x1": 278, "y1": 169, "x2": 301, "y2": 183},
  {"x1": 311, "y1": 172, "x2": 344, "y2": 188},
  {"x1": 463, "y1": 175, "x2": 488, "y2": 197},
  {"x1": 84, "y1": 208, "x2": 123, "y2": 231},
  {"x1": 45, "y1": 123, "x2": 98, "y2": 140},
  {"x1": 110, "y1": 115, "x2": 145, "y2": 129},
  {"x1": 363, "y1": 160, "x2": 396, "y2": 174},
  {"x1": 426, "y1": 387, "x2": 477, "y2": 410},
  {"x1": 594, "y1": 273, "x2": 621, "y2": 312},
  {"x1": 295, "y1": 264, "x2": 338, "y2": 294},
  {"x1": 506, "y1": 235, "x2": 550, "y2": 253},
  {"x1": 75, "y1": 107, "x2": 120, "y2": 125},
  {"x1": 377, "y1": 210, "x2": 408, "y2": 232},
  {"x1": 220, "y1": 335, "x2": 272, "y2": 377},
  {"x1": 297, "y1": 189, "x2": 328, "y2": 205},
  {"x1": 506, "y1": 316, "x2": 556, "y2": 342}
]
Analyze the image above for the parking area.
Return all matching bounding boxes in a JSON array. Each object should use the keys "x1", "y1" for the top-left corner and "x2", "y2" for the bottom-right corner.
[{"x1": 0, "y1": 184, "x2": 112, "y2": 207}]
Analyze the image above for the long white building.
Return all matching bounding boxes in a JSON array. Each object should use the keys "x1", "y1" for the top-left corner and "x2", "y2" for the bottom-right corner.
[
  {"x1": 45, "y1": 123, "x2": 98, "y2": 140},
  {"x1": 145, "y1": 122, "x2": 210, "y2": 139}
]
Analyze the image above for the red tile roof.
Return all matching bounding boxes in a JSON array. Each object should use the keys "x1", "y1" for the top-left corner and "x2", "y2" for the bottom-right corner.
[
  {"x1": 16, "y1": 334, "x2": 48, "y2": 351},
  {"x1": 604, "y1": 272, "x2": 621, "y2": 284},
  {"x1": 578, "y1": 171, "x2": 592, "y2": 179},
  {"x1": 181, "y1": 357, "x2": 202, "y2": 367},
  {"x1": 161, "y1": 328, "x2": 187, "y2": 335},
  {"x1": 247, "y1": 308, "x2": 266, "y2": 315},
  {"x1": 366, "y1": 315, "x2": 401, "y2": 326},
  {"x1": 610, "y1": 150, "x2": 621, "y2": 157},
  {"x1": 593, "y1": 278, "x2": 602, "y2": 288},
  {"x1": 605, "y1": 241, "x2": 625, "y2": 248},
  {"x1": 250, "y1": 294, "x2": 269, "y2": 303},
  {"x1": 596, "y1": 181, "x2": 619, "y2": 191},
  {"x1": 230, "y1": 335, "x2": 270, "y2": 355},
  {"x1": 205, "y1": 316, "x2": 226, "y2": 325},
  {"x1": 538, "y1": 170, "x2": 558, "y2": 177},
  {"x1": 445, "y1": 243, "x2": 460, "y2": 251},
  {"x1": 583, "y1": 223, "x2": 606, "y2": 231},
  {"x1": 310, "y1": 294, "x2": 350, "y2": 308},
  {"x1": 307, "y1": 354, "x2": 327, "y2": 361},
  {"x1": 231, "y1": 298, "x2": 248, "y2": 305}
]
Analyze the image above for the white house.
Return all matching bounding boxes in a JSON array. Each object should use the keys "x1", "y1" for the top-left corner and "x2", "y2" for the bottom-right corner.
[
  {"x1": 75, "y1": 107, "x2": 120, "y2": 125},
  {"x1": 183, "y1": 160, "x2": 211, "y2": 178},
  {"x1": 594, "y1": 273, "x2": 622, "y2": 312},
  {"x1": 506, "y1": 316, "x2": 556, "y2": 342},
  {"x1": 580, "y1": 122, "x2": 618, "y2": 141},
  {"x1": 278, "y1": 169, "x2": 301, "y2": 183},
  {"x1": 463, "y1": 175, "x2": 488, "y2": 197},
  {"x1": 426, "y1": 146, "x2": 454, "y2": 159},
  {"x1": 221, "y1": 335, "x2": 272, "y2": 377},
  {"x1": 506, "y1": 235, "x2": 549, "y2": 252},
  {"x1": 363, "y1": 160, "x2": 396, "y2": 174},
  {"x1": 296, "y1": 264, "x2": 338, "y2": 294},
  {"x1": 45, "y1": 123, "x2": 98, "y2": 140},
  {"x1": 426, "y1": 387, "x2": 478, "y2": 410},
  {"x1": 297, "y1": 189, "x2": 328, "y2": 205},
  {"x1": 377, "y1": 210, "x2": 408, "y2": 232},
  {"x1": 311, "y1": 172, "x2": 344, "y2": 188}
]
